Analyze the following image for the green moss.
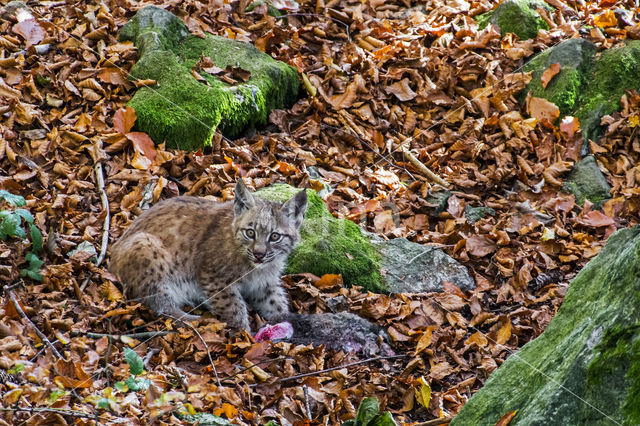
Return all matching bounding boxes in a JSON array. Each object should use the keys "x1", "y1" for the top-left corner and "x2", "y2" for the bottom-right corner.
[
  {"x1": 587, "y1": 325, "x2": 640, "y2": 425},
  {"x1": 118, "y1": 6, "x2": 299, "y2": 150},
  {"x1": 256, "y1": 185, "x2": 383, "y2": 292},
  {"x1": 452, "y1": 227, "x2": 640, "y2": 425},
  {"x1": 476, "y1": 0, "x2": 550, "y2": 40}
]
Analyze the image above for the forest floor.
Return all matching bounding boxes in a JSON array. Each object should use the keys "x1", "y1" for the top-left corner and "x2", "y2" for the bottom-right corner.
[{"x1": 1, "y1": 0, "x2": 639, "y2": 424}]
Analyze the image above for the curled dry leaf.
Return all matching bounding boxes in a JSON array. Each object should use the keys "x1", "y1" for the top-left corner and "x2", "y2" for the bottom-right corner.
[{"x1": 540, "y1": 63, "x2": 561, "y2": 89}]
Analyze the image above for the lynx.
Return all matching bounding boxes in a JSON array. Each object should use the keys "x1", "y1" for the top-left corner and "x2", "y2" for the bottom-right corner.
[{"x1": 109, "y1": 180, "x2": 308, "y2": 332}]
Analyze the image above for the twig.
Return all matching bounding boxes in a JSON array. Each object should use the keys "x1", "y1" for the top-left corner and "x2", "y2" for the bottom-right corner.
[
  {"x1": 415, "y1": 417, "x2": 454, "y2": 426},
  {"x1": 7, "y1": 290, "x2": 64, "y2": 360},
  {"x1": 220, "y1": 356, "x2": 292, "y2": 384},
  {"x1": 94, "y1": 160, "x2": 110, "y2": 267},
  {"x1": 71, "y1": 330, "x2": 174, "y2": 340},
  {"x1": 0, "y1": 406, "x2": 100, "y2": 421},
  {"x1": 143, "y1": 348, "x2": 159, "y2": 367},
  {"x1": 280, "y1": 354, "x2": 406, "y2": 383},
  {"x1": 400, "y1": 146, "x2": 450, "y2": 188},
  {"x1": 166, "y1": 315, "x2": 221, "y2": 387},
  {"x1": 302, "y1": 384, "x2": 312, "y2": 421}
]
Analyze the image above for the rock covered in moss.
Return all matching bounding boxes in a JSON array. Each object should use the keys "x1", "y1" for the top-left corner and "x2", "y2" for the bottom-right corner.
[
  {"x1": 256, "y1": 184, "x2": 475, "y2": 294},
  {"x1": 562, "y1": 155, "x2": 611, "y2": 207},
  {"x1": 118, "y1": 6, "x2": 299, "y2": 150},
  {"x1": 475, "y1": 0, "x2": 550, "y2": 40},
  {"x1": 451, "y1": 226, "x2": 640, "y2": 425},
  {"x1": 522, "y1": 39, "x2": 640, "y2": 145},
  {"x1": 523, "y1": 38, "x2": 597, "y2": 116}
]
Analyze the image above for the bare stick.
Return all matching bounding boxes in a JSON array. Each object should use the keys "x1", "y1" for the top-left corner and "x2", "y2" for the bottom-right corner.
[
  {"x1": 0, "y1": 406, "x2": 101, "y2": 421},
  {"x1": 415, "y1": 417, "x2": 454, "y2": 426},
  {"x1": 72, "y1": 330, "x2": 174, "y2": 340},
  {"x1": 280, "y1": 354, "x2": 405, "y2": 383},
  {"x1": 94, "y1": 161, "x2": 110, "y2": 267},
  {"x1": 401, "y1": 147, "x2": 450, "y2": 188},
  {"x1": 303, "y1": 384, "x2": 312, "y2": 421},
  {"x1": 166, "y1": 315, "x2": 221, "y2": 387},
  {"x1": 7, "y1": 290, "x2": 64, "y2": 360}
]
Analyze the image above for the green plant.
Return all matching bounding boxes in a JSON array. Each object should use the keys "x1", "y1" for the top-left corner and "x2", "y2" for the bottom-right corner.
[
  {"x1": 114, "y1": 348, "x2": 151, "y2": 392},
  {"x1": 0, "y1": 190, "x2": 44, "y2": 281},
  {"x1": 342, "y1": 397, "x2": 397, "y2": 426}
]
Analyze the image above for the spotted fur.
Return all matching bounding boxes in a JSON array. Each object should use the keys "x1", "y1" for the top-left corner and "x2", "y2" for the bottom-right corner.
[{"x1": 109, "y1": 180, "x2": 307, "y2": 332}]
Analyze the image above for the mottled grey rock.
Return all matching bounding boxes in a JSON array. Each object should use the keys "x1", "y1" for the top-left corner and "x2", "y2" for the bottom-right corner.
[
  {"x1": 374, "y1": 237, "x2": 475, "y2": 293},
  {"x1": 452, "y1": 227, "x2": 640, "y2": 426},
  {"x1": 562, "y1": 155, "x2": 611, "y2": 208}
]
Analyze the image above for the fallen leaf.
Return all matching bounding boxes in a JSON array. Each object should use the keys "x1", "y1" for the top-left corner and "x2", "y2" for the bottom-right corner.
[
  {"x1": 578, "y1": 210, "x2": 614, "y2": 227},
  {"x1": 114, "y1": 106, "x2": 137, "y2": 134},
  {"x1": 314, "y1": 273, "x2": 342, "y2": 289},
  {"x1": 495, "y1": 410, "x2": 517, "y2": 426},
  {"x1": 541, "y1": 63, "x2": 561, "y2": 89},
  {"x1": 593, "y1": 10, "x2": 618, "y2": 28},
  {"x1": 466, "y1": 235, "x2": 498, "y2": 257},
  {"x1": 529, "y1": 97, "x2": 559, "y2": 125},
  {"x1": 385, "y1": 78, "x2": 417, "y2": 101},
  {"x1": 13, "y1": 20, "x2": 45, "y2": 45}
]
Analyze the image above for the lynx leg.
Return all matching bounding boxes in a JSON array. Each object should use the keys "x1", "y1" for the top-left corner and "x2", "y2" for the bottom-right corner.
[
  {"x1": 209, "y1": 286, "x2": 251, "y2": 332},
  {"x1": 247, "y1": 283, "x2": 289, "y2": 321}
]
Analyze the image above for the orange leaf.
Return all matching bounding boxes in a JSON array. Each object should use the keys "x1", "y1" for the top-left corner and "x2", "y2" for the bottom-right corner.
[
  {"x1": 126, "y1": 132, "x2": 157, "y2": 164},
  {"x1": 54, "y1": 359, "x2": 93, "y2": 388},
  {"x1": 560, "y1": 116, "x2": 580, "y2": 139},
  {"x1": 13, "y1": 20, "x2": 45, "y2": 45},
  {"x1": 213, "y1": 403, "x2": 238, "y2": 419},
  {"x1": 276, "y1": 161, "x2": 298, "y2": 176},
  {"x1": 529, "y1": 97, "x2": 559, "y2": 125},
  {"x1": 540, "y1": 63, "x2": 561, "y2": 89},
  {"x1": 465, "y1": 331, "x2": 488, "y2": 347},
  {"x1": 98, "y1": 68, "x2": 127, "y2": 85},
  {"x1": 496, "y1": 319, "x2": 512, "y2": 345},
  {"x1": 495, "y1": 410, "x2": 517, "y2": 426},
  {"x1": 314, "y1": 273, "x2": 342, "y2": 289},
  {"x1": 415, "y1": 326, "x2": 435, "y2": 355},
  {"x1": 114, "y1": 106, "x2": 137, "y2": 134},
  {"x1": 594, "y1": 10, "x2": 618, "y2": 28},
  {"x1": 466, "y1": 235, "x2": 498, "y2": 257},
  {"x1": 578, "y1": 210, "x2": 614, "y2": 228}
]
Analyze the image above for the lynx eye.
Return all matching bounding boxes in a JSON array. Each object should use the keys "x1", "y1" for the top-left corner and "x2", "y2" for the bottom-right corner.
[
  {"x1": 269, "y1": 232, "x2": 282, "y2": 242},
  {"x1": 244, "y1": 229, "x2": 256, "y2": 239}
]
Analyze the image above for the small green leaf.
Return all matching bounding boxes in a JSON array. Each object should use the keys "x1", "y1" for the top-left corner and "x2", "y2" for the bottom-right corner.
[
  {"x1": 114, "y1": 381, "x2": 127, "y2": 392},
  {"x1": 8, "y1": 363, "x2": 24, "y2": 374},
  {"x1": 0, "y1": 213, "x2": 24, "y2": 239},
  {"x1": 356, "y1": 397, "x2": 380, "y2": 425},
  {"x1": 369, "y1": 412, "x2": 397, "y2": 426},
  {"x1": 96, "y1": 397, "x2": 110, "y2": 410},
  {"x1": 21, "y1": 268, "x2": 43, "y2": 281},
  {"x1": 125, "y1": 375, "x2": 151, "y2": 391},
  {"x1": 124, "y1": 347, "x2": 144, "y2": 376},
  {"x1": 29, "y1": 224, "x2": 43, "y2": 252},
  {"x1": 14, "y1": 209, "x2": 34, "y2": 224},
  {"x1": 49, "y1": 389, "x2": 65, "y2": 403},
  {"x1": 0, "y1": 190, "x2": 26, "y2": 207}
]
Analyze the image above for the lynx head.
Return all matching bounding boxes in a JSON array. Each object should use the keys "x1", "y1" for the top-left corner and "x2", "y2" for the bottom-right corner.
[{"x1": 232, "y1": 179, "x2": 308, "y2": 266}]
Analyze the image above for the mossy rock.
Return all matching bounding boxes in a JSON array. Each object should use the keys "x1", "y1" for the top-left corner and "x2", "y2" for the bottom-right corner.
[
  {"x1": 475, "y1": 0, "x2": 550, "y2": 40},
  {"x1": 522, "y1": 39, "x2": 640, "y2": 145},
  {"x1": 562, "y1": 155, "x2": 611, "y2": 207},
  {"x1": 257, "y1": 184, "x2": 475, "y2": 293},
  {"x1": 523, "y1": 38, "x2": 597, "y2": 116},
  {"x1": 451, "y1": 226, "x2": 640, "y2": 425},
  {"x1": 118, "y1": 6, "x2": 299, "y2": 150}
]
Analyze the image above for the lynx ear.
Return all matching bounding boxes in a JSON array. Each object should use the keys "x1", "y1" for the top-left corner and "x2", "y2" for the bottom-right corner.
[
  {"x1": 281, "y1": 189, "x2": 308, "y2": 228},
  {"x1": 234, "y1": 179, "x2": 255, "y2": 216}
]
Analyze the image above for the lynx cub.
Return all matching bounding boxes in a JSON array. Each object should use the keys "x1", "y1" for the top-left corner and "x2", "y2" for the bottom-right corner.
[{"x1": 109, "y1": 180, "x2": 308, "y2": 332}]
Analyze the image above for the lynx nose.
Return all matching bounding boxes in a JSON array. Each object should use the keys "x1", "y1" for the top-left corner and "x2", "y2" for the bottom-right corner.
[{"x1": 253, "y1": 251, "x2": 266, "y2": 261}]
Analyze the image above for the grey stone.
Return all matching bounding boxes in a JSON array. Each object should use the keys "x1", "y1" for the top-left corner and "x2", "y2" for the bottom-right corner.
[
  {"x1": 476, "y1": 0, "x2": 550, "y2": 40},
  {"x1": 562, "y1": 155, "x2": 611, "y2": 208},
  {"x1": 374, "y1": 237, "x2": 475, "y2": 293},
  {"x1": 451, "y1": 226, "x2": 640, "y2": 425}
]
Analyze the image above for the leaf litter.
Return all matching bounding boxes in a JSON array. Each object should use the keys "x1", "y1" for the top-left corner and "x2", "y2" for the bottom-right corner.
[{"x1": 0, "y1": 0, "x2": 639, "y2": 424}]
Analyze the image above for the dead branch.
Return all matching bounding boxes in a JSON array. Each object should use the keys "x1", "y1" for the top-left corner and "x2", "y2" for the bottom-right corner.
[
  {"x1": 94, "y1": 160, "x2": 110, "y2": 267},
  {"x1": 400, "y1": 146, "x2": 450, "y2": 188},
  {"x1": 280, "y1": 354, "x2": 406, "y2": 383},
  {"x1": 415, "y1": 416, "x2": 454, "y2": 426},
  {"x1": 72, "y1": 330, "x2": 174, "y2": 340},
  {"x1": 7, "y1": 290, "x2": 64, "y2": 360},
  {"x1": 0, "y1": 406, "x2": 101, "y2": 421},
  {"x1": 303, "y1": 384, "x2": 312, "y2": 421}
]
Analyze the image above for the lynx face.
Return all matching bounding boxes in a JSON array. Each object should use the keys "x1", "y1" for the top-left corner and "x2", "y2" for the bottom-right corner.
[{"x1": 232, "y1": 180, "x2": 307, "y2": 267}]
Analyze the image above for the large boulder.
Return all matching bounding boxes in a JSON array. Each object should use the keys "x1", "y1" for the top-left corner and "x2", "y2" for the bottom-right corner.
[
  {"x1": 475, "y1": 0, "x2": 550, "y2": 40},
  {"x1": 256, "y1": 184, "x2": 475, "y2": 294},
  {"x1": 451, "y1": 226, "x2": 640, "y2": 425},
  {"x1": 118, "y1": 6, "x2": 299, "y2": 150},
  {"x1": 522, "y1": 39, "x2": 640, "y2": 145}
]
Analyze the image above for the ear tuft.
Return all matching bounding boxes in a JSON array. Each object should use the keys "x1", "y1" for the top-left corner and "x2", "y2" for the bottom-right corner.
[
  {"x1": 282, "y1": 189, "x2": 308, "y2": 228},
  {"x1": 234, "y1": 179, "x2": 255, "y2": 216}
]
